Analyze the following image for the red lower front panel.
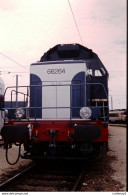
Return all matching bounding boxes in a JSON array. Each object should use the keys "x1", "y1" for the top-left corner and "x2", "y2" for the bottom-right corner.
[{"x1": 6, "y1": 119, "x2": 109, "y2": 143}]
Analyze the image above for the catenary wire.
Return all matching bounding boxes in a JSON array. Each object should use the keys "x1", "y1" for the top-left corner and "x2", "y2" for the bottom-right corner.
[
  {"x1": 68, "y1": 0, "x2": 84, "y2": 45},
  {"x1": 0, "y1": 52, "x2": 29, "y2": 70}
]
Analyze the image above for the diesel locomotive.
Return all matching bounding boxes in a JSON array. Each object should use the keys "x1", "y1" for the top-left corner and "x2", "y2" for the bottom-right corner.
[{"x1": 1, "y1": 44, "x2": 109, "y2": 164}]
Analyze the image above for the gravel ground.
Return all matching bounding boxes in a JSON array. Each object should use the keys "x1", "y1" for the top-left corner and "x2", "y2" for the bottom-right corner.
[
  {"x1": 81, "y1": 125, "x2": 127, "y2": 192},
  {"x1": 0, "y1": 145, "x2": 32, "y2": 181},
  {"x1": 0, "y1": 125, "x2": 127, "y2": 192},
  {"x1": 107, "y1": 126, "x2": 126, "y2": 190}
]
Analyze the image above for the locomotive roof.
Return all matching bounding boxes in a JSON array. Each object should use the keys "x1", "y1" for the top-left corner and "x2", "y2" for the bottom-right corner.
[
  {"x1": 40, "y1": 44, "x2": 100, "y2": 61},
  {"x1": 36, "y1": 44, "x2": 108, "y2": 76}
]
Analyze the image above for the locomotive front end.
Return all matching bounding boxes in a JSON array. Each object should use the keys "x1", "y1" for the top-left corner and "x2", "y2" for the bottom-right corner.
[{"x1": 1, "y1": 44, "x2": 109, "y2": 163}]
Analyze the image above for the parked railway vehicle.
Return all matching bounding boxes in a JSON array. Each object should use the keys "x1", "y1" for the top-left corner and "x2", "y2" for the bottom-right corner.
[
  {"x1": 0, "y1": 77, "x2": 5, "y2": 145},
  {"x1": 109, "y1": 109, "x2": 126, "y2": 123},
  {"x1": 1, "y1": 44, "x2": 109, "y2": 164}
]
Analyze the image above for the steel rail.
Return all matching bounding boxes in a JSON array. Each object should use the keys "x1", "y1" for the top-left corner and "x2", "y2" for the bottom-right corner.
[
  {"x1": 0, "y1": 163, "x2": 36, "y2": 191},
  {"x1": 71, "y1": 166, "x2": 86, "y2": 191}
]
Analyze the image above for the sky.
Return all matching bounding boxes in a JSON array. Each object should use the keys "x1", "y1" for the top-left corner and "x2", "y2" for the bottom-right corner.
[{"x1": 0, "y1": 0, "x2": 126, "y2": 109}]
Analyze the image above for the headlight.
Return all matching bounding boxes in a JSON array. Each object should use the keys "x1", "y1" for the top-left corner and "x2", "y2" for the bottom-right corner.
[
  {"x1": 4, "y1": 109, "x2": 8, "y2": 118},
  {"x1": 80, "y1": 107, "x2": 92, "y2": 119},
  {"x1": 15, "y1": 108, "x2": 25, "y2": 119}
]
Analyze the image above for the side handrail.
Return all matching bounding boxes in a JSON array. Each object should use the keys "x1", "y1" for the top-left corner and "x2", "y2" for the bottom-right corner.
[{"x1": 10, "y1": 90, "x2": 30, "y2": 107}]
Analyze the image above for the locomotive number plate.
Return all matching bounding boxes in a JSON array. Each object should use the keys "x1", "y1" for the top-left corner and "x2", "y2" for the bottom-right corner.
[{"x1": 47, "y1": 68, "x2": 65, "y2": 74}]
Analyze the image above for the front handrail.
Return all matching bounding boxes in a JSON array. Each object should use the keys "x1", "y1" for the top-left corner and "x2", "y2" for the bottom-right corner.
[
  {"x1": 2, "y1": 82, "x2": 109, "y2": 120},
  {"x1": 4, "y1": 82, "x2": 108, "y2": 95}
]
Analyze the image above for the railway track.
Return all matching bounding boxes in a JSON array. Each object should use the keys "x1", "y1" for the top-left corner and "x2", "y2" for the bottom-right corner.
[
  {"x1": 0, "y1": 160, "x2": 88, "y2": 191},
  {"x1": 0, "y1": 163, "x2": 36, "y2": 191}
]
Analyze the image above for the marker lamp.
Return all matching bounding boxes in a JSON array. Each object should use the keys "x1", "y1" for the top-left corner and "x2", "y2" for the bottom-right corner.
[
  {"x1": 15, "y1": 108, "x2": 25, "y2": 119},
  {"x1": 80, "y1": 107, "x2": 92, "y2": 119}
]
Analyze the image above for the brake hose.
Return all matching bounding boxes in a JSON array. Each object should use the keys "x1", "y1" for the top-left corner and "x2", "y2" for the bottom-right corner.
[{"x1": 5, "y1": 142, "x2": 21, "y2": 165}]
